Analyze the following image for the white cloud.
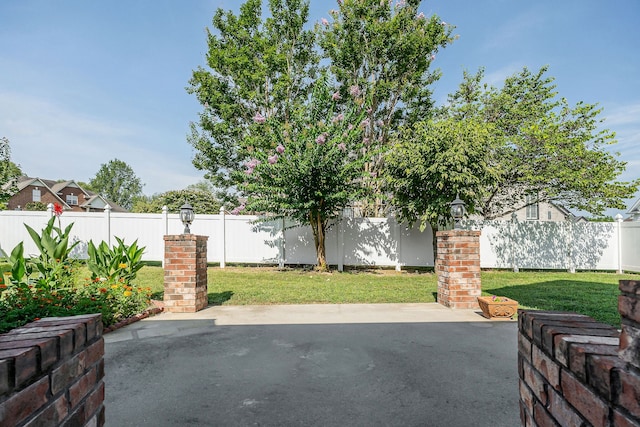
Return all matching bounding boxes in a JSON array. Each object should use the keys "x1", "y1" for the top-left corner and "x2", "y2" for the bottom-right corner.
[{"x1": 0, "y1": 92, "x2": 203, "y2": 195}]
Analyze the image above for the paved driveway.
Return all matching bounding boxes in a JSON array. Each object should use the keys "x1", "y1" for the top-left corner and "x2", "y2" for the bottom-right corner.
[{"x1": 104, "y1": 304, "x2": 519, "y2": 427}]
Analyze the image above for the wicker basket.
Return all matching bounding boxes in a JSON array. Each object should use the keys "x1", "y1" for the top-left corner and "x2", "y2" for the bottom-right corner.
[{"x1": 477, "y1": 296, "x2": 518, "y2": 319}]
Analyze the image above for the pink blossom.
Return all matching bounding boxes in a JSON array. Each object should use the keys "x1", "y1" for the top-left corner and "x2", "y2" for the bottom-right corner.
[
  {"x1": 321, "y1": 18, "x2": 329, "y2": 26},
  {"x1": 316, "y1": 133, "x2": 328, "y2": 144},
  {"x1": 430, "y1": 54, "x2": 436, "y2": 61},
  {"x1": 348, "y1": 124, "x2": 354, "y2": 131},
  {"x1": 417, "y1": 12, "x2": 425, "y2": 19},
  {"x1": 332, "y1": 91, "x2": 341, "y2": 101},
  {"x1": 337, "y1": 142, "x2": 347, "y2": 151},
  {"x1": 367, "y1": 107, "x2": 373, "y2": 114},
  {"x1": 276, "y1": 144, "x2": 285, "y2": 154},
  {"x1": 360, "y1": 118, "x2": 371, "y2": 129},
  {"x1": 330, "y1": 9, "x2": 338, "y2": 16},
  {"x1": 253, "y1": 112, "x2": 266, "y2": 124},
  {"x1": 332, "y1": 113, "x2": 344, "y2": 123},
  {"x1": 349, "y1": 85, "x2": 361, "y2": 97},
  {"x1": 268, "y1": 154, "x2": 278, "y2": 164},
  {"x1": 376, "y1": 119, "x2": 384, "y2": 127}
]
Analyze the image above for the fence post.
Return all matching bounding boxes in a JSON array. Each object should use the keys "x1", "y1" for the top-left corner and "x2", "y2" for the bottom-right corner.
[
  {"x1": 219, "y1": 206, "x2": 226, "y2": 268},
  {"x1": 279, "y1": 217, "x2": 285, "y2": 268},
  {"x1": 162, "y1": 205, "x2": 168, "y2": 268},
  {"x1": 394, "y1": 216, "x2": 403, "y2": 272},
  {"x1": 616, "y1": 214, "x2": 624, "y2": 274},
  {"x1": 337, "y1": 217, "x2": 344, "y2": 272},
  {"x1": 105, "y1": 204, "x2": 111, "y2": 246},
  {"x1": 510, "y1": 213, "x2": 519, "y2": 272},
  {"x1": 567, "y1": 219, "x2": 575, "y2": 273}
]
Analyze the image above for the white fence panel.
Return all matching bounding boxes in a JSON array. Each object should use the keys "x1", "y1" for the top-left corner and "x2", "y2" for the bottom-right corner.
[
  {"x1": 622, "y1": 222, "x2": 640, "y2": 272},
  {"x1": 1, "y1": 210, "x2": 638, "y2": 271}
]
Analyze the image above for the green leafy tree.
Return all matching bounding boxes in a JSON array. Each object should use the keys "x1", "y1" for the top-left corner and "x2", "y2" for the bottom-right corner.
[
  {"x1": 240, "y1": 76, "x2": 375, "y2": 270},
  {"x1": 318, "y1": 0, "x2": 454, "y2": 214},
  {"x1": 1, "y1": 137, "x2": 22, "y2": 209},
  {"x1": 89, "y1": 159, "x2": 144, "y2": 210},
  {"x1": 132, "y1": 189, "x2": 222, "y2": 214},
  {"x1": 187, "y1": 0, "x2": 319, "y2": 204},
  {"x1": 386, "y1": 66, "x2": 639, "y2": 231}
]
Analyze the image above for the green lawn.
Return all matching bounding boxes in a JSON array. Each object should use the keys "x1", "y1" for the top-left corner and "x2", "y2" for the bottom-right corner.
[
  {"x1": 2, "y1": 262, "x2": 637, "y2": 327},
  {"x1": 136, "y1": 266, "x2": 637, "y2": 327}
]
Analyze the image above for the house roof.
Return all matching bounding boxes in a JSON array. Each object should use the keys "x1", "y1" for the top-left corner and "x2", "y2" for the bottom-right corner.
[
  {"x1": 627, "y1": 197, "x2": 640, "y2": 214},
  {"x1": 11, "y1": 176, "x2": 127, "y2": 212}
]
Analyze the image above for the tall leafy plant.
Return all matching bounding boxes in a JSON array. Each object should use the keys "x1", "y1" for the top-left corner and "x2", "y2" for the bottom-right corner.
[{"x1": 87, "y1": 237, "x2": 145, "y2": 283}]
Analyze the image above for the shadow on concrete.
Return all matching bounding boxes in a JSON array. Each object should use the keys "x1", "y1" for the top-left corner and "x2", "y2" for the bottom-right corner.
[{"x1": 104, "y1": 319, "x2": 519, "y2": 427}]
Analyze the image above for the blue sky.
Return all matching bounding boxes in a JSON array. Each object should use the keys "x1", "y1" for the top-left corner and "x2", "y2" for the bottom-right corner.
[{"x1": 1, "y1": 0, "x2": 638, "y2": 216}]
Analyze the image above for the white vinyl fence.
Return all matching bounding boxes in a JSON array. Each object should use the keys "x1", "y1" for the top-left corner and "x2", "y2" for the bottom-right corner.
[{"x1": 0, "y1": 208, "x2": 638, "y2": 272}]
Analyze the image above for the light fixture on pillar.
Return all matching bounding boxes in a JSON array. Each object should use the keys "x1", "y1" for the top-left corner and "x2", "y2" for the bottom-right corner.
[
  {"x1": 180, "y1": 202, "x2": 195, "y2": 234},
  {"x1": 450, "y1": 194, "x2": 466, "y2": 229}
]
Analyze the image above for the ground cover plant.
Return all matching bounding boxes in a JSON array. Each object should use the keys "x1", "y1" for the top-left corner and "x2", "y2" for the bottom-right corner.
[{"x1": 0, "y1": 209, "x2": 151, "y2": 333}]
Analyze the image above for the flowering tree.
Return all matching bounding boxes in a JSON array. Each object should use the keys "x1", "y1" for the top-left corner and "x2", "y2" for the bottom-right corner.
[
  {"x1": 1, "y1": 137, "x2": 22, "y2": 209},
  {"x1": 239, "y1": 76, "x2": 375, "y2": 270}
]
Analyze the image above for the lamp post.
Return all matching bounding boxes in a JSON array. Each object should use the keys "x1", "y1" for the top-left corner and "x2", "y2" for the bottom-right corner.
[
  {"x1": 180, "y1": 202, "x2": 195, "y2": 234},
  {"x1": 450, "y1": 194, "x2": 466, "y2": 229}
]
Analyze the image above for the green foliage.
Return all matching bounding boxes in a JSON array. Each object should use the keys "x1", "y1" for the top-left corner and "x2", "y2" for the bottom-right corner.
[
  {"x1": 1, "y1": 232, "x2": 150, "y2": 333},
  {"x1": 187, "y1": 0, "x2": 319, "y2": 203},
  {"x1": 132, "y1": 189, "x2": 222, "y2": 214},
  {"x1": 241, "y1": 76, "x2": 376, "y2": 269},
  {"x1": 87, "y1": 237, "x2": 145, "y2": 283},
  {"x1": 386, "y1": 66, "x2": 639, "y2": 228},
  {"x1": 22, "y1": 216, "x2": 80, "y2": 291},
  {"x1": 24, "y1": 201, "x2": 48, "y2": 211},
  {"x1": 385, "y1": 117, "x2": 500, "y2": 229},
  {"x1": 0, "y1": 136, "x2": 22, "y2": 208},
  {"x1": 89, "y1": 158, "x2": 144, "y2": 210}
]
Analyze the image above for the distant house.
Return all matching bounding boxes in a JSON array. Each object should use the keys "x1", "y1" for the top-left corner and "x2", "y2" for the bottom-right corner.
[
  {"x1": 4, "y1": 177, "x2": 126, "y2": 212},
  {"x1": 489, "y1": 198, "x2": 578, "y2": 222},
  {"x1": 627, "y1": 198, "x2": 640, "y2": 221}
]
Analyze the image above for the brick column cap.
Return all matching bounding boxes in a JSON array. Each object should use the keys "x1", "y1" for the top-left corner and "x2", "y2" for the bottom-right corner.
[
  {"x1": 436, "y1": 229, "x2": 481, "y2": 238},
  {"x1": 164, "y1": 234, "x2": 209, "y2": 242}
]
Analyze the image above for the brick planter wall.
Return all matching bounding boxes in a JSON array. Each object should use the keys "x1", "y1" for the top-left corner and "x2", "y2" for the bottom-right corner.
[
  {"x1": 435, "y1": 230, "x2": 481, "y2": 309},
  {"x1": 0, "y1": 314, "x2": 105, "y2": 427},
  {"x1": 163, "y1": 234, "x2": 208, "y2": 313},
  {"x1": 518, "y1": 280, "x2": 640, "y2": 426}
]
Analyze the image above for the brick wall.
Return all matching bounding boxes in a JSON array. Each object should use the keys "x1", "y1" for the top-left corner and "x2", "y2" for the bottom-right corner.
[
  {"x1": 0, "y1": 314, "x2": 105, "y2": 427},
  {"x1": 518, "y1": 280, "x2": 640, "y2": 426},
  {"x1": 163, "y1": 234, "x2": 208, "y2": 313},
  {"x1": 435, "y1": 229, "x2": 481, "y2": 309}
]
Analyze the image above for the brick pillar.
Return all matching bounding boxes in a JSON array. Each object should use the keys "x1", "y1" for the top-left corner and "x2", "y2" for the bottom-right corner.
[
  {"x1": 619, "y1": 280, "x2": 640, "y2": 368},
  {"x1": 163, "y1": 234, "x2": 208, "y2": 313},
  {"x1": 435, "y1": 230, "x2": 481, "y2": 309}
]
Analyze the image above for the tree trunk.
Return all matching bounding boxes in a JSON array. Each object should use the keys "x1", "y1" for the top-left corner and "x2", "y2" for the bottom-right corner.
[
  {"x1": 310, "y1": 210, "x2": 328, "y2": 271},
  {"x1": 430, "y1": 221, "x2": 439, "y2": 268}
]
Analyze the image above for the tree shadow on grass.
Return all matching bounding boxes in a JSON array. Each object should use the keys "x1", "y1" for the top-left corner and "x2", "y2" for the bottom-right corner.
[
  {"x1": 208, "y1": 291, "x2": 234, "y2": 305},
  {"x1": 488, "y1": 280, "x2": 620, "y2": 327}
]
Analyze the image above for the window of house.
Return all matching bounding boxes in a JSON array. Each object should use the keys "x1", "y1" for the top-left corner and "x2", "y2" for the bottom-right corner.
[
  {"x1": 547, "y1": 211, "x2": 552, "y2": 220},
  {"x1": 32, "y1": 188, "x2": 41, "y2": 202},
  {"x1": 525, "y1": 194, "x2": 539, "y2": 220},
  {"x1": 66, "y1": 193, "x2": 78, "y2": 205}
]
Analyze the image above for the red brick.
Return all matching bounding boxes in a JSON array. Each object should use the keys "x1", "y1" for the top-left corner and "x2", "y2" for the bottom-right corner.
[
  {"x1": 69, "y1": 367, "x2": 97, "y2": 408},
  {"x1": 539, "y1": 324, "x2": 618, "y2": 356},
  {"x1": 554, "y1": 334, "x2": 619, "y2": 368},
  {"x1": 0, "y1": 359, "x2": 11, "y2": 395},
  {"x1": 85, "y1": 339, "x2": 104, "y2": 368},
  {"x1": 0, "y1": 337, "x2": 58, "y2": 371},
  {"x1": 61, "y1": 402, "x2": 86, "y2": 427},
  {"x1": 533, "y1": 400, "x2": 560, "y2": 427},
  {"x1": 0, "y1": 346, "x2": 38, "y2": 388},
  {"x1": 533, "y1": 345, "x2": 560, "y2": 390},
  {"x1": 84, "y1": 381, "x2": 105, "y2": 420},
  {"x1": 23, "y1": 394, "x2": 69, "y2": 427},
  {"x1": 620, "y1": 280, "x2": 640, "y2": 295},
  {"x1": 547, "y1": 387, "x2": 586, "y2": 427},
  {"x1": 51, "y1": 352, "x2": 86, "y2": 395},
  {"x1": 561, "y1": 370, "x2": 609, "y2": 427},
  {"x1": 0, "y1": 376, "x2": 49, "y2": 426},
  {"x1": 616, "y1": 368, "x2": 640, "y2": 419},
  {"x1": 612, "y1": 409, "x2": 640, "y2": 427},
  {"x1": 2, "y1": 329, "x2": 75, "y2": 359},
  {"x1": 587, "y1": 354, "x2": 626, "y2": 400},
  {"x1": 619, "y1": 295, "x2": 640, "y2": 323},
  {"x1": 523, "y1": 360, "x2": 549, "y2": 406},
  {"x1": 620, "y1": 325, "x2": 640, "y2": 369}
]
